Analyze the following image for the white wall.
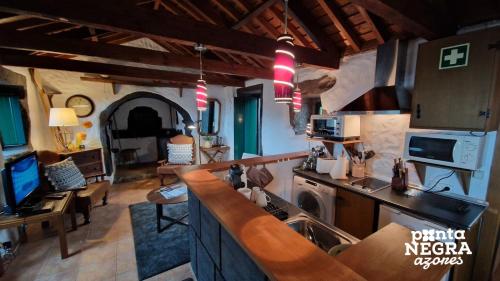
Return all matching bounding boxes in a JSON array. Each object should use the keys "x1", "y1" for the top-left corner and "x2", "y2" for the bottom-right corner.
[
  {"x1": 109, "y1": 97, "x2": 179, "y2": 163},
  {"x1": 112, "y1": 97, "x2": 177, "y2": 129},
  {"x1": 3, "y1": 66, "x2": 239, "y2": 168},
  {"x1": 243, "y1": 79, "x2": 311, "y2": 155},
  {"x1": 3, "y1": 67, "x2": 57, "y2": 156},
  {"x1": 0, "y1": 140, "x2": 18, "y2": 245},
  {"x1": 298, "y1": 44, "x2": 494, "y2": 200}
]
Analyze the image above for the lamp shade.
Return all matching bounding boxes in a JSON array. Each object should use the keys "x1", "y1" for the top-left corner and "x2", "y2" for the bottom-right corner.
[
  {"x1": 293, "y1": 88, "x2": 302, "y2": 112},
  {"x1": 196, "y1": 79, "x2": 208, "y2": 111},
  {"x1": 273, "y1": 34, "x2": 295, "y2": 104},
  {"x1": 49, "y1": 108, "x2": 79, "y2": 127}
]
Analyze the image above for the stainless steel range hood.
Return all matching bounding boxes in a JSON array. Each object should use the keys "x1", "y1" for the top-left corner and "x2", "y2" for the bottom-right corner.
[{"x1": 338, "y1": 39, "x2": 411, "y2": 115}]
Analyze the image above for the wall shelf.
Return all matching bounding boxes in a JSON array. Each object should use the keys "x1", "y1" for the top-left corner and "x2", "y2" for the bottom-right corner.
[
  {"x1": 306, "y1": 137, "x2": 362, "y2": 145},
  {"x1": 407, "y1": 160, "x2": 473, "y2": 195}
]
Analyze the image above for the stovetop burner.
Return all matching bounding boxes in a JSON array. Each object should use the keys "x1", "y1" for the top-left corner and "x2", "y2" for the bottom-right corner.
[{"x1": 349, "y1": 177, "x2": 390, "y2": 193}]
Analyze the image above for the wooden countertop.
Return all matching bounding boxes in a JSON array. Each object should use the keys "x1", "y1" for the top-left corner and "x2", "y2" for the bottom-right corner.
[
  {"x1": 176, "y1": 152, "x2": 452, "y2": 281},
  {"x1": 180, "y1": 169, "x2": 365, "y2": 281},
  {"x1": 176, "y1": 151, "x2": 309, "y2": 173},
  {"x1": 337, "y1": 223, "x2": 450, "y2": 281}
]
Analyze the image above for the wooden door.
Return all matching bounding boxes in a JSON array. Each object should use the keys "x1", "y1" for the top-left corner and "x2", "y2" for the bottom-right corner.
[
  {"x1": 411, "y1": 28, "x2": 500, "y2": 130},
  {"x1": 334, "y1": 188, "x2": 376, "y2": 239}
]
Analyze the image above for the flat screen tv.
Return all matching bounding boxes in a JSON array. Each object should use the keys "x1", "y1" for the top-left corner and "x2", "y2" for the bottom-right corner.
[{"x1": 2, "y1": 151, "x2": 42, "y2": 213}]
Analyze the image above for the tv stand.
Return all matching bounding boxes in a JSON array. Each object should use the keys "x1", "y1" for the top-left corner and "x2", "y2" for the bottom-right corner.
[
  {"x1": 17, "y1": 200, "x2": 52, "y2": 217},
  {"x1": 0, "y1": 191, "x2": 77, "y2": 259}
]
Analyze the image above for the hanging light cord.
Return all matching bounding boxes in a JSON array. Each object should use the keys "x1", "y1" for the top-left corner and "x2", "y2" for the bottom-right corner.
[
  {"x1": 284, "y1": 0, "x2": 288, "y2": 34},
  {"x1": 295, "y1": 65, "x2": 299, "y2": 85},
  {"x1": 199, "y1": 48, "x2": 203, "y2": 80}
]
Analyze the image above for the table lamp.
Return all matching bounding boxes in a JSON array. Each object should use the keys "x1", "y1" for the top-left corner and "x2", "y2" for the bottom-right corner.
[{"x1": 49, "y1": 108, "x2": 79, "y2": 151}]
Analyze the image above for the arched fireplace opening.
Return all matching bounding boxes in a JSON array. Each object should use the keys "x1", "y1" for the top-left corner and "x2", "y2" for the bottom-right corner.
[{"x1": 99, "y1": 92, "x2": 193, "y2": 180}]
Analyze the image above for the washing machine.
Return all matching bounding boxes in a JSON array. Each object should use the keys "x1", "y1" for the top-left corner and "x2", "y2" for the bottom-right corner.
[{"x1": 292, "y1": 175, "x2": 336, "y2": 226}]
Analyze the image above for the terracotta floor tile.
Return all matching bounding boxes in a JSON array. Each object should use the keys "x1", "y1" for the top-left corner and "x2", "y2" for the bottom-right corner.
[
  {"x1": 115, "y1": 270, "x2": 139, "y2": 281},
  {"x1": 4, "y1": 178, "x2": 194, "y2": 281}
]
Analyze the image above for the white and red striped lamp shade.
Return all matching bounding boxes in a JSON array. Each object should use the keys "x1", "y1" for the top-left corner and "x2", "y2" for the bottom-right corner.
[
  {"x1": 273, "y1": 34, "x2": 295, "y2": 104},
  {"x1": 196, "y1": 79, "x2": 208, "y2": 111},
  {"x1": 293, "y1": 88, "x2": 302, "y2": 112}
]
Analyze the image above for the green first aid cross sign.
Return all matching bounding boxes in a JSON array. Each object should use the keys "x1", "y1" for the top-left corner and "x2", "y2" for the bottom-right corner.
[{"x1": 439, "y1": 43, "x2": 470, "y2": 70}]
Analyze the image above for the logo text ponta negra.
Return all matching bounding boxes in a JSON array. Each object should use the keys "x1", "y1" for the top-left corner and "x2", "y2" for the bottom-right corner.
[{"x1": 405, "y1": 229, "x2": 472, "y2": 269}]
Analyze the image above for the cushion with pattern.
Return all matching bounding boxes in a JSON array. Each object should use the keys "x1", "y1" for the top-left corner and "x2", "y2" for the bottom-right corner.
[
  {"x1": 167, "y1": 143, "x2": 193, "y2": 164},
  {"x1": 44, "y1": 157, "x2": 86, "y2": 191}
]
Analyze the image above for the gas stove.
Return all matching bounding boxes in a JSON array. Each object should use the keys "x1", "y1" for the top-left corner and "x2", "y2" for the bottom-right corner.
[{"x1": 348, "y1": 177, "x2": 390, "y2": 193}]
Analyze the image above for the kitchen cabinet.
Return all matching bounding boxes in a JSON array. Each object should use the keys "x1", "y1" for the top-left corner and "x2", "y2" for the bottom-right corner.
[
  {"x1": 334, "y1": 188, "x2": 376, "y2": 239},
  {"x1": 197, "y1": 239, "x2": 215, "y2": 281},
  {"x1": 411, "y1": 27, "x2": 500, "y2": 131},
  {"x1": 189, "y1": 227, "x2": 198, "y2": 276},
  {"x1": 216, "y1": 269, "x2": 225, "y2": 281},
  {"x1": 188, "y1": 191, "x2": 267, "y2": 281},
  {"x1": 200, "y1": 205, "x2": 221, "y2": 268},
  {"x1": 220, "y1": 228, "x2": 267, "y2": 281},
  {"x1": 188, "y1": 190, "x2": 200, "y2": 237}
]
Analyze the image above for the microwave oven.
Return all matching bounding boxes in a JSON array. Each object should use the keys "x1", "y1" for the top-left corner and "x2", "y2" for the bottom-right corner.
[
  {"x1": 403, "y1": 132, "x2": 484, "y2": 170},
  {"x1": 309, "y1": 115, "x2": 360, "y2": 141}
]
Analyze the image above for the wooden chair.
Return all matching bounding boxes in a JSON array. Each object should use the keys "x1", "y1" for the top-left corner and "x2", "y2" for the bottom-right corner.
[
  {"x1": 157, "y1": 135, "x2": 195, "y2": 185},
  {"x1": 37, "y1": 150, "x2": 110, "y2": 224}
]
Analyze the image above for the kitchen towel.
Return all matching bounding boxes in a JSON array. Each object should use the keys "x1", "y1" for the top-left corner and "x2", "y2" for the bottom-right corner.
[{"x1": 329, "y1": 156, "x2": 349, "y2": 180}]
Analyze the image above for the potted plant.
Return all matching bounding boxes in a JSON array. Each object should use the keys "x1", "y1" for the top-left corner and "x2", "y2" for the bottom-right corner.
[{"x1": 202, "y1": 136, "x2": 213, "y2": 148}]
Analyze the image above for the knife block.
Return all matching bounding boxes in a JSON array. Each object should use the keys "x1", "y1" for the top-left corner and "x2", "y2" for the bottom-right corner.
[{"x1": 391, "y1": 176, "x2": 408, "y2": 192}]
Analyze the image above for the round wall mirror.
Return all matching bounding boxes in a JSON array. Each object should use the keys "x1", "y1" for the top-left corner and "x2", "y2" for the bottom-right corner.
[{"x1": 198, "y1": 98, "x2": 221, "y2": 136}]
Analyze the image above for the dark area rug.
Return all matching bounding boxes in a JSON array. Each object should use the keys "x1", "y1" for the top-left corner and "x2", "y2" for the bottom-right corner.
[{"x1": 129, "y1": 201, "x2": 190, "y2": 280}]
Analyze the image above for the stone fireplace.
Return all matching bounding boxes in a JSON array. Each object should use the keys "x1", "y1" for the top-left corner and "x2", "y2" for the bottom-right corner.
[{"x1": 99, "y1": 92, "x2": 193, "y2": 178}]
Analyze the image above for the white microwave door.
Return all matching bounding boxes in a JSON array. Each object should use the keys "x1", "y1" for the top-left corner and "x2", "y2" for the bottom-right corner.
[{"x1": 407, "y1": 136, "x2": 457, "y2": 164}]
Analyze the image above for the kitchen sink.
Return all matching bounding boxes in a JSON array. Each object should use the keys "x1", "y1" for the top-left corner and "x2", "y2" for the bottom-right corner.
[{"x1": 285, "y1": 214, "x2": 358, "y2": 254}]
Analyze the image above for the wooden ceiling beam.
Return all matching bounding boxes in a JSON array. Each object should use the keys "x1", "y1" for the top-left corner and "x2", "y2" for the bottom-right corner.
[
  {"x1": 0, "y1": 0, "x2": 339, "y2": 68},
  {"x1": 232, "y1": 0, "x2": 279, "y2": 30},
  {"x1": 189, "y1": 0, "x2": 227, "y2": 26},
  {"x1": 267, "y1": 6, "x2": 311, "y2": 48},
  {"x1": 257, "y1": 15, "x2": 281, "y2": 38},
  {"x1": 211, "y1": 0, "x2": 239, "y2": 22},
  {"x1": 350, "y1": 0, "x2": 455, "y2": 39},
  {"x1": 0, "y1": 29, "x2": 273, "y2": 79},
  {"x1": 318, "y1": 0, "x2": 362, "y2": 52},
  {"x1": 0, "y1": 14, "x2": 30, "y2": 25},
  {"x1": 287, "y1": 0, "x2": 340, "y2": 54},
  {"x1": 355, "y1": 6, "x2": 385, "y2": 44},
  {"x1": 0, "y1": 50, "x2": 245, "y2": 87},
  {"x1": 81, "y1": 75, "x2": 196, "y2": 88}
]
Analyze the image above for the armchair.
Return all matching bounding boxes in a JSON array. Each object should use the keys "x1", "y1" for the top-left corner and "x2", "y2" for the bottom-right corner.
[
  {"x1": 37, "y1": 150, "x2": 110, "y2": 224},
  {"x1": 157, "y1": 134, "x2": 195, "y2": 185}
]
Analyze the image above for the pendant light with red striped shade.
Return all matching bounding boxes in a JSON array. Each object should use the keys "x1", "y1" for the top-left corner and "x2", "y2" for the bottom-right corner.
[
  {"x1": 273, "y1": 0, "x2": 295, "y2": 104},
  {"x1": 195, "y1": 43, "x2": 208, "y2": 111},
  {"x1": 293, "y1": 66, "x2": 302, "y2": 113}
]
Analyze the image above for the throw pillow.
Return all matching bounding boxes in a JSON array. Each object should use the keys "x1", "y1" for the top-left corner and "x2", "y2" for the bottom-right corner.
[
  {"x1": 167, "y1": 143, "x2": 193, "y2": 164},
  {"x1": 45, "y1": 157, "x2": 86, "y2": 191}
]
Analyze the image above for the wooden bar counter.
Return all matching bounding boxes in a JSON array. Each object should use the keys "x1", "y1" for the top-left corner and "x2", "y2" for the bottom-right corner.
[{"x1": 176, "y1": 152, "x2": 451, "y2": 281}]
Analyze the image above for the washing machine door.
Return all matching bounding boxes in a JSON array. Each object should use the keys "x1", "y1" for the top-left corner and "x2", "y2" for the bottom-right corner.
[{"x1": 296, "y1": 190, "x2": 325, "y2": 219}]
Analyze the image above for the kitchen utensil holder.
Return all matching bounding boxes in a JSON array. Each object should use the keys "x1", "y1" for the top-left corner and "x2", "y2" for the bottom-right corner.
[{"x1": 351, "y1": 163, "x2": 365, "y2": 178}]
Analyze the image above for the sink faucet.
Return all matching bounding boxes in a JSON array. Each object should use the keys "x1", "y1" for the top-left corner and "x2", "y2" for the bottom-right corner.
[{"x1": 306, "y1": 225, "x2": 318, "y2": 246}]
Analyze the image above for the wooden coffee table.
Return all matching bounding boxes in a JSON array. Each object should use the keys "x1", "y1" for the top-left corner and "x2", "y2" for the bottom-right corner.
[{"x1": 146, "y1": 183, "x2": 188, "y2": 233}]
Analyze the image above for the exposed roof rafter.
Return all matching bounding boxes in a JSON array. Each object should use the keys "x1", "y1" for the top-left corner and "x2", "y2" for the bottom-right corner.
[
  {"x1": 0, "y1": 49, "x2": 246, "y2": 87},
  {"x1": 318, "y1": 0, "x2": 362, "y2": 52},
  {"x1": 0, "y1": 29, "x2": 273, "y2": 79},
  {"x1": 350, "y1": 0, "x2": 455, "y2": 39},
  {"x1": 0, "y1": 0, "x2": 339, "y2": 68},
  {"x1": 232, "y1": 0, "x2": 279, "y2": 30}
]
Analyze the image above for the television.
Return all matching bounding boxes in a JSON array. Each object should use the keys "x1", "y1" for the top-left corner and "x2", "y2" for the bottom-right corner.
[{"x1": 2, "y1": 151, "x2": 42, "y2": 213}]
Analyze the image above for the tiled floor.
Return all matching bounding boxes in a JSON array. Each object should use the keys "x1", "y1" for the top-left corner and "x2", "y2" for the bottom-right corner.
[{"x1": 1, "y1": 178, "x2": 195, "y2": 281}]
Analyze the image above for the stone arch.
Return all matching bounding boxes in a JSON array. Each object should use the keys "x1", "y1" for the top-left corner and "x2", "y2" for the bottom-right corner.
[{"x1": 99, "y1": 91, "x2": 193, "y2": 176}]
